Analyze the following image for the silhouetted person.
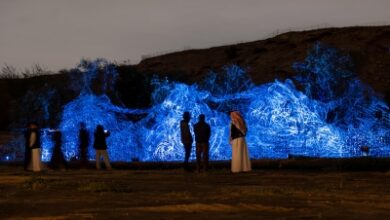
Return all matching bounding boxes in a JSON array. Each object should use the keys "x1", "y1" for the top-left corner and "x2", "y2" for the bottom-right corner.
[
  {"x1": 50, "y1": 130, "x2": 67, "y2": 170},
  {"x1": 93, "y1": 125, "x2": 112, "y2": 170},
  {"x1": 26, "y1": 122, "x2": 45, "y2": 172},
  {"x1": 23, "y1": 123, "x2": 32, "y2": 171},
  {"x1": 194, "y1": 114, "x2": 211, "y2": 172},
  {"x1": 180, "y1": 111, "x2": 193, "y2": 171},
  {"x1": 78, "y1": 122, "x2": 89, "y2": 168}
]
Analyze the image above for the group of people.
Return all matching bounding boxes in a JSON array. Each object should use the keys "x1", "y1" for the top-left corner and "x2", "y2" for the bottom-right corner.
[
  {"x1": 24, "y1": 122, "x2": 112, "y2": 172},
  {"x1": 180, "y1": 112, "x2": 211, "y2": 172},
  {"x1": 23, "y1": 110, "x2": 251, "y2": 173},
  {"x1": 180, "y1": 111, "x2": 251, "y2": 173}
]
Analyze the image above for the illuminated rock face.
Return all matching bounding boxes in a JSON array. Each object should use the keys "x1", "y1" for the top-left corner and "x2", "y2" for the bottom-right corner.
[{"x1": 39, "y1": 43, "x2": 389, "y2": 162}]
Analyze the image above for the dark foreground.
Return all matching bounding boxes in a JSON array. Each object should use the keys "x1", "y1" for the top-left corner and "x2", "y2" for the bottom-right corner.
[{"x1": 0, "y1": 162, "x2": 390, "y2": 219}]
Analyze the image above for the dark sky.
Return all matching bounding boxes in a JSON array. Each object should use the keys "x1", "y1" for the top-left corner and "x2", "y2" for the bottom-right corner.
[{"x1": 1, "y1": 0, "x2": 390, "y2": 71}]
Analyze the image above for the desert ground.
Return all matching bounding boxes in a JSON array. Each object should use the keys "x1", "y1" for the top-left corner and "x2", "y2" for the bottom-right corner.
[{"x1": 0, "y1": 160, "x2": 390, "y2": 220}]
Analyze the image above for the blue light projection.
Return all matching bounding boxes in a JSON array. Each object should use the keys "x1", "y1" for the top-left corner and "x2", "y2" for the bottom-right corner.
[{"x1": 39, "y1": 43, "x2": 390, "y2": 162}]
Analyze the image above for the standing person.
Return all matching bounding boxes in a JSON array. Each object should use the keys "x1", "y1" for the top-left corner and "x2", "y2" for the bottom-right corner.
[
  {"x1": 229, "y1": 111, "x2": 251, "y2": 173},
  {"x1": 50, "y1": 130, "x2": 67, "y2": 170},
  {"x1": 78, "y1": 122, "x2": 89, "y2": 168},
  {"x1": 194, "y1": 114, "x2": 211, "y2": 172},
  {"x1": 93, "y1": 125, "x2": 112, "y2": 170},
  {"x1": 27, "y1": 122, "x2": 44, "y2": 172},
  {"x1": 23, "y1": 123, "x2": 32, "y2": 171},
  {"x1": 180, "y1": 111, "x2": 193, "y2": 171}
]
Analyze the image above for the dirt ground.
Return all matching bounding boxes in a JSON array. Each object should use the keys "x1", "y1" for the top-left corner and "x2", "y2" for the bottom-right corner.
[{"x1": 0, "y1": 163, "x2": 390, "y2": 220}]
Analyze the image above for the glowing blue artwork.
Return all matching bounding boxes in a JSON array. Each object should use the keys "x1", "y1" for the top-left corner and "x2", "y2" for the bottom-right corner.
[{"x1": 35, "y1": 44, "x2": 390, "y2": 161}]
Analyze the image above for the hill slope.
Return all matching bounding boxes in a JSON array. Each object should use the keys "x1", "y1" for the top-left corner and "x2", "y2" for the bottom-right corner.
[{"x1": 137, "y1": 26, "x2": 390, "y2": 94}]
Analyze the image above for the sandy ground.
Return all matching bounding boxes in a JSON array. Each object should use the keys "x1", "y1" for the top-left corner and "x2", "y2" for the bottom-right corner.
[{"x1": 0, "y1": 164, "x2": 390, "y2": 220}]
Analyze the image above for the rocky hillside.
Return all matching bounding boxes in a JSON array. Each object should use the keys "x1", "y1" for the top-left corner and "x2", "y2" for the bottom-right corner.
[
  {"x1": 1, "y1": 25, "x2": 390, "y2": 130},
  {"x1": 137, "y1": 26, "x2": 390, "y2": 94}
]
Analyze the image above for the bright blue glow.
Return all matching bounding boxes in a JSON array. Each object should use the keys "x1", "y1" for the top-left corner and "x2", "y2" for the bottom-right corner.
[{"x1": 34, "y1": 44, "x2": 390, "y2": 161}]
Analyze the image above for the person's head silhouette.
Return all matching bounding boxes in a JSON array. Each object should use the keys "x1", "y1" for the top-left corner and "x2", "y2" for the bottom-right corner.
[
  {"x1": 183, "y1": 111, "x2": 191, "y2": 122},
  {"x1": 198, "y1": 114, "x2": 205, "y2": 122},
  {"x1": 80, "y1": 122, "x2": 86, "y2": 129}
]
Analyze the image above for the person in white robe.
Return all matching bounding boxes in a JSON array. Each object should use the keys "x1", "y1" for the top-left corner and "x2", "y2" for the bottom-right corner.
[
  {"x1": 229, "y1": 111, "x2": 251, "y2": 173},
  {"x1": 27, "y1": 122, "x2": 45, "y2": 172}
]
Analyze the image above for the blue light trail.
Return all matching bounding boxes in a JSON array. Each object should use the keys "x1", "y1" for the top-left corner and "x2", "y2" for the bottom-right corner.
[{"x1": 26, "y1": 43, "x2": 390, "y2": 161}]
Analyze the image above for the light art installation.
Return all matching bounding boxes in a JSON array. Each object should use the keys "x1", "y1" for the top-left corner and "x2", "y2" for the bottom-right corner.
[{"x1": 8, "y1": 43, "x2": 390, "y2": 161}]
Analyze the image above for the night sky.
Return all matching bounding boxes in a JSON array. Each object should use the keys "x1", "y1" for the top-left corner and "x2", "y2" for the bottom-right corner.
[{"x1": 1, "y1": 0, "x2": 390, "y2": 72}]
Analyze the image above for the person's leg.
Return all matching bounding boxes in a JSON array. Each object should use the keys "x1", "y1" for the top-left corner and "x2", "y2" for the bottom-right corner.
[
  {"x1": 231, "y1": 139, "x2": 240, "y2": 173},
  {"x1": 95, "y1": 150, "x2": 101, "y2": 170},
  {"x1": 184, "y1": 144, "x2": 191, "y2": 170},
  {"x1": 102, "y1": 150, "x2": 112, "y2": 170},
  {"x1": 81, "y1": 147, "x2": 88, "y2": 167},
  {"x1": 196, "y1": 143, "x2": 202, "y2": 172},
  {"x1": 31, "y1": 149, "x2": 40, "y2": 172},
  {"x1": 203, "y1": 143, "x2": 209, "y2": 171},
  {"x1": 24, "y1": 147, "x2": 31, "y2": 171}
]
